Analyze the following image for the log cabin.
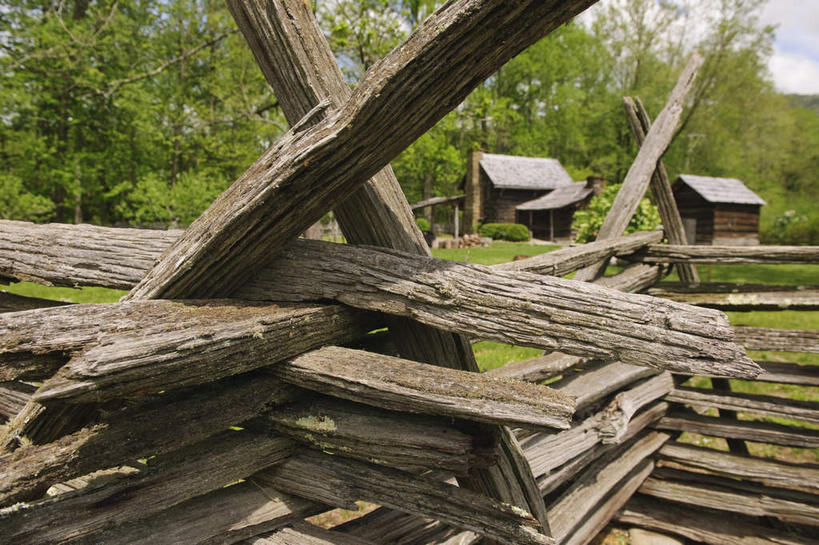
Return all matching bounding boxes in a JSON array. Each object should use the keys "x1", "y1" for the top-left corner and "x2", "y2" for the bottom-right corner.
[
  {"x1": 517, "y1": 177, "x2": 605, "y2": 241},
  {"x1": 672, "y1": 174, "x2": 766, "y2": 246},
  {"x1": 463, "y1": 151, "x2": 574, "y2": 233}
]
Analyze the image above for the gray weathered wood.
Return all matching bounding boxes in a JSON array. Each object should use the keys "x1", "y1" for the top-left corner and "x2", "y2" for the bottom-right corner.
[
  {"x1": 78, "y1": 481, "x2": 321, "y2": 545},
  {"x1": 0, "y1": 381, "x2": 34, "y2": 421},
  {"x1": 654, "y1": 410, "x2": 819, "y2": 449},
  {"x1": 487, "y1": 353, "x2": 583, "y2": 383},
  {"x1": 127, "y1": 0, "x2": 597, "y2": 300},
  {"x1": 756, "y1": 360, "x2": 819, "y2": 386},
  {"x1": 267, "y1": 394, "x2": 498, "y2": 474},
  {"x1": 596, "y1": 372, "x2": 674, "y2": 443},
  {"x1": 0, "y1": 372, "x2": 293, "y2": 507},
  {"x1": 258, "y1": 450, "x2": 553, "y2": 545},
  {"x1": 0, "y1": 291, "x2": 69, "y2": 313},
  {"x1": 561, "y1": 460, "x2": 655, "y2": 545},
  {"x1": 548, "y1": 432, "x2": 670, "y2": 541},
  {"x1": 550, "y1": 361, "x2": 658, "y2": 412},
  {"x1": 574, "y1": 54, "x2": 702, "y2": 281},
  {"x1": 733, "y1": 326, "x2": 819, "y2": 353},
  {"x1": 334, "y1": 507, "x2": 480, "y2": 545},
  {"x1": 536, "y1": 402, "x2": 668, "y2": 496},
  {"x1": 273, "y1": 346, "x2": 574, "y2": 430},
  {"x1": 639, "y1": 244, "x2": 819, "y2": 264},
  {"x1": 494, "y1": 231, "x2": 662, "y2": 276},
  {"x1": 710, "y1": 377, "x2": 750, "y2": 455},
  {"x1": 616, "y1": 495, "x2": 808, "y2": 545},
  {"x1": 250, "y1": 522, "x2": 379, "y2": 545},
  {"x1": 666, "y1": 386, "x2": 819, "y2": 425},
  {"x1": 239, "y1": 240, "x2": 759, "y2": 378},
  {"x1": 639, "y1": 472, "x2": 819, "y2": 527},
  {"x1": 623, "y1": 96, "x2": 699, "y2": 284},
  {"x1": 4, "y1": 302, "x2": 373, "y2": 404},
  {"x1": 658, "y1": 441, "x2": 819, "y2": 493},
  {"x1": 594, "y1": 263, "x2": 665, "y2": 293},
  {"x1": 0, "y1": 220, "x2": 182, "y2": 290},
  {"x1": 647, "y1": 283, "x2": 819, "y2": 311},
  {"x1": 0, "y1": 429, "x2": 294, "y2": 545}
]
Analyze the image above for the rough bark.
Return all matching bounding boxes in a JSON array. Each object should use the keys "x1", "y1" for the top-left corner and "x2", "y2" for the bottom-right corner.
[
  {"x1": 273, "y1": 346, "x2": 574, "y2": 430},
  {"x1": 127, "y1": 0, "x2": 597, "y2": 300},
  {"x1": 574, "y1": 54, "x2": 702, "y2": 281},
  {"x1": 616, "y1": 495, "x2": 808, "y2": 545},
  {"x1": 486, "y1": 353, "x2": 583, "y2": 383},
  {"x1": 657, "y1": 441, "x2": 819, "y2": 493},
  {"x1": 494, "y1": 231, "x2": 662, "y2": 276},
  {"x1": 666, "y1": 386, "x2": 819, "y2": 425},
  {"x1": 258, "y1": 450, "x2": 553, "y2": 545},
  {"x1": 594, "y1": 263, "x2": 666, "y2": 293},
  {"x1": 647, "y1": 283, "x2": 819, "y2": 311},
  {"x1": 654, "y1": 410, "x2": 819, "y2": 449},
  {"x1": 547, "y1": 432, "x2": 669, "y2": 541},
  {"x1": 639, "y1": 472, "x2": 819, "y2": 527},
  {"x1": 596, "y1": 372, "x2": 674, "y2": 443},
  {"x1": 623, "y1": 96, "x2": 699, "y2": 284},
  {"x1": 2, "y1": 301, "x2": 374, "y2": 404},
  {"x1": 0, "y1": 430, "x2": 295, "y2": 545},
  {"x1": 267, "y1": 394, "x2": 498, "y2": 474},
  {"x1": 733, "y1": 326, "x2": 819, "y2": 353},
  {"x1": 638, "y1": 244, "x2": 819, "y2": 264},
  {"x1": 239, "y1": 240, "x2": 759, "y2": 379},
  {"x1": 0, "y1": 220, "x2": 181, "y2": 290},
  {"x1": 0, "y1": 372, "x2": 293, "y2": 507}
]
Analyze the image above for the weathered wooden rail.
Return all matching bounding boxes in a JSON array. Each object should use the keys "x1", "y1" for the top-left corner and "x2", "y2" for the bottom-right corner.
[{"x1": 1, "y1": 0, "x2": 818, "y2": 544}]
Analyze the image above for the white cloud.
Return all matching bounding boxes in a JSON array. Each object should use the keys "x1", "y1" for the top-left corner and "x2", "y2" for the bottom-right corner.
[
  {"x1": 769, "y1": 53, "x2": 819, "y2": 95},
  {"x1": 761, "y1": 1, "x2": 819, "y2": 94}
]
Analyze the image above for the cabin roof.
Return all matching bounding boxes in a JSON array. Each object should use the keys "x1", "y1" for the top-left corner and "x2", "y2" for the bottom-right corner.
[
  {"x1": 480, "y1": 153, "x2": 574, "y2": 191},
  {"x1": 676, "y1": 174, "x2": 766, "y2": 206},
  {"x1": 516, "y1": 182, "x2": 593, "y2": 211}
]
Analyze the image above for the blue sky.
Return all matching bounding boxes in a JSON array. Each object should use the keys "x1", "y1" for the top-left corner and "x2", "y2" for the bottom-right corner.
[{"x1": 763, "y1": 1, "x2": 819, "y2": 94}]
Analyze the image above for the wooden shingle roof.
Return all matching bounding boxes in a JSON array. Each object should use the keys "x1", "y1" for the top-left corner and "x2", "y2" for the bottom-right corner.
[
  {"x1": 676, "y1": 174, "x2": 766, "y2": 206},
  {"x1": 517, "y1": 182, "x2": 593, "y2": 211},
  {"x1": 480, "y1": 153, "x2": 574, "y2": 191}
]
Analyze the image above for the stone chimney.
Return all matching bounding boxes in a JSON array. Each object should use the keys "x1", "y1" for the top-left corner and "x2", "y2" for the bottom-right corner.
[
  {"x1": 463, "y1": 149, "x2": 484, "y2": 233},
  {"x1": 586, "y1": 176, "x2": 606, "y2": 197}
]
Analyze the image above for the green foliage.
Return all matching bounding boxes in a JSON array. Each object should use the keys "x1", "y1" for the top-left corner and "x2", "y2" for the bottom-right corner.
[
  {"x1": 478, "y1": 223, "x2": 530, "y2": 242},
  {"x1": 0, "y1": 174, "x2": 55, "y2": 223},
  {"x1": 572, "y1": 184, "x2": 661, "y2": 243},
  {"x1": 415, "y1": 217, "x2": 431, "y2": 232},
  {"x1": 117, "y1": 171, "x2": 226, "y2": 227}
]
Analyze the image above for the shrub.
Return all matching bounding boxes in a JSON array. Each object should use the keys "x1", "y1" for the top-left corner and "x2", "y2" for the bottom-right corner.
[
  {"x1": 572, "y1": 183, "x2": 661, "y2": 243},
  {"x1": 479, "y1": 222, "x2": 530, "y2": 241},
  {"x1": 416, "y1": 217, "x2": 431, "y2": 232},
  {"x1": 0, "y1": 173, "x2": 55, "y2": 223}
]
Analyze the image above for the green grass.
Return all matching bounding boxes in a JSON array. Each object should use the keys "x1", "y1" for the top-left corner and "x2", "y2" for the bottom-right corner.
[
  {"x1": 665, "y1": 263, "x2": 819, "y2": 286},
  {"x1": 2, "y1": 281, "x2": 125, "y2": 303},
  {"x1": 472, "y1": 341, "x2": 543, "y2": 372},
  {"x1": 431, "y1": 241, "x2": 560, "y2": 265}
]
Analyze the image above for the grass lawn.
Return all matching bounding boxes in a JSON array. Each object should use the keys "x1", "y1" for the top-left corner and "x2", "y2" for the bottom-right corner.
[
  {"x1": 431, "y1": 241, "x2": 560, "y2": 265},
  {"x1": 1, "y1": 281, "x2": 125, "y2": 303}
]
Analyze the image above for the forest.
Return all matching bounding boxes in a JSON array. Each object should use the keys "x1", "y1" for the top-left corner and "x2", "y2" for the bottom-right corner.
[{"x1": 1, "y1": 0, "x2": 817, "y2": 243}]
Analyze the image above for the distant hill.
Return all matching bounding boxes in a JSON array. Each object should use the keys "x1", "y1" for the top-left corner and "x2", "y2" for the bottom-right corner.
[{"x1": 788, "y1": 94, "x2": 819, "y2": 114}]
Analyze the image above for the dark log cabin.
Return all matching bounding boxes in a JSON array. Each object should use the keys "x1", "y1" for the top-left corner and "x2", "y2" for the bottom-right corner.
[
  {"x1": 517, "y1": 177, "x2": 605, "y2": 241},
  {"x1": 463, "y1": 151, "x2": 574, "y2": 233},
  {"x1": 672, "y1": 174, "x2": 766, "y2": 246}
]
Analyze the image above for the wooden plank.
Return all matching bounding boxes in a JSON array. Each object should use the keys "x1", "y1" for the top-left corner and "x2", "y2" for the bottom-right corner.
[
  {"x1": 756, "y1": 361, "x2": 819, "y2": 386},
  {"x1": 127, "y1": 0, "x2": 597, "y2": 300},
  {"x1": 272, "y1": 346, "x2": 574, "y2": 430},
  {"x1": 623, "y1": 96, "x2": 698, "y2": 284},
  {"x1": 3, "y1": 302, "x2": 373, "y2": 404},
  {"x1": 594, "y1": 263, "x2": 665, "y2": 293},
  {"x1": 550, "y1": 361, "x2": 657, "y2": 412},
  {"x1": 0, "y1": 381, "x2": 34, "y2": 421},
  {"x1": 0, "y1": 291, "x2": 69, "y2": 313},
  {"x1": 639, "y1": 244, "x2": 819, "y2": 264},
  {"x1": 710, "y1": 376, "x2": 750, "y2": 455},
  {"x1": 647, "y1": 284, "x2": 819, "y2": 311},
  {"x1": 0, "y1": 371, "x2": 293, "y2": 507},
  {"x1": 616, "y1": 495, "x2": 808, "y2": 545},
  {"x1": 250, "y1": 522, "x2": 379, "y2": 545},
  {"x1": 561, "y1": 460, "x2": 655, "y2": 545},
  {"x1": 655, "y1": 409, "x2": 819, "y2": 449},
  {"x1": 411, "y1": 195, "x2": 466, "y2": 210},
  {"x1": 238, "y1": 240, "x2": 759, "y2": 379},
  {"x1": 334, "y1": 507, "x2": 480, "y2": 545},
  {"x1": 0, "y1": 430, "x2": 294, "y2": 545},
  {"x1": 666, "y1": 386, "x2": 819, "y2": 425},
  {"x1": 574, "y1": 54, "x2": 702, "y2": 281},
  {"x1": 658, "y1": 441, "x2": 819, "y2": 493},
  {"x1": 268, "y1": 394, "x2": 498, "y2": 475},
  {"x1": 733, "y1": 327, "x2": 819, "y2": 353},
  {"x1": 639, "y1": 472, "x2": 819, "y2": 527},
  {"x1": 487, "y1": 353, "x2": 582, "y2": 383},
  {"x1": 494, "y1": 231, "x2": 662, "y2": 276},
  {"x1": 596, "y1": 372, "x2": 674, "y2": 443},
  {"x1": 548, "y1": 432, "x2": 670, "y2": 541},
  {"x1": 76, "y1": 481, "x2": 321, "y2": 545},
  {"x1": 258, "y1": 450, "x2": 553, "y2": 545}
]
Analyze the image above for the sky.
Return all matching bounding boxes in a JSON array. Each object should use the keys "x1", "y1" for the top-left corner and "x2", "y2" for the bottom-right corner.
[{"x1": 762, "y1": 1, "x2": 819, "y2": 95}]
